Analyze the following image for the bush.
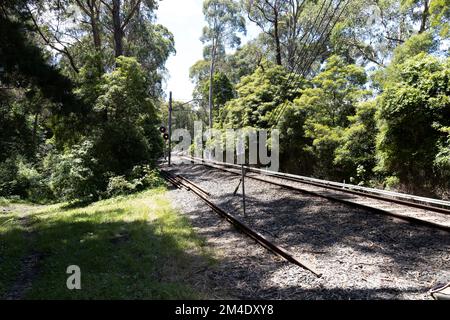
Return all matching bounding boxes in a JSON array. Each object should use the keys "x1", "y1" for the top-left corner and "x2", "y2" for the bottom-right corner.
[
  {"x1": 385, "y1": 176, "x2": 400, "y2": 191},
  {"x1": 132, "y1": 165, "x2": 164, "y2": 189},
  {"x1": 376, "y1": 53, "x2": 450, "y2": 192},
  {"x1": 0, "y1": 156, "x2": 52, "y2": 202},
  {"x1": 106, "y1": 166, "x2": 164, "y2": 198},
  {"x1": 0, "y1": 157, "x2": 20, "y2": 197},
  {"x1": 15, "y1": 160, "x2": 53, "y2": 203},
  {"x1": 106, "y1": 176, "x2": 138, "y2": 197},
  {"x1": 46, "y1": 140, "x2": 100, "y2": 201}
]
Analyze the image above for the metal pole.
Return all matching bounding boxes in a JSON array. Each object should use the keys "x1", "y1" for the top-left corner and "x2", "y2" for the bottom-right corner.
[
  {"x1": 241, "y1": 164, "x2": 246, "y2": 216},
  {"x1": 168, "y1": 91, "x2": 172, "y2": 166}
]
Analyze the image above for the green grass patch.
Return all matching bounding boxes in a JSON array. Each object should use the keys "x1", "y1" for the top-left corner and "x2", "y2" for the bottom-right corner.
[
  {"x1": 0, "y1": 211, "x2": 30, "y2": 295},
  {"x1": 0, "y1": 187, "x2": 215, "y2": 299},
  {"x1": 0, "y1": 196, "x2": 28, "y2": 207}
]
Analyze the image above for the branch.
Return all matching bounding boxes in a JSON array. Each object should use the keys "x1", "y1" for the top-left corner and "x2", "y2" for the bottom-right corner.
[
  {"x1": 100, "y1": 0, "x2": 113, "y2": 12},
  {"x1": 384, "y1": 35, "x2": 404, "y2": 43},
  {"x1": 26, "y1": 5, "x2": 79, "y2": 73},
  {"x1": 121, "y1": 0, "x2": 142, "y2": 30},
  {"x1": 74, "y1": 0, "x2": 90, "y2": 16},
  {"x1": 351, "y1": 38, "x2": 385, "y2": 67}
]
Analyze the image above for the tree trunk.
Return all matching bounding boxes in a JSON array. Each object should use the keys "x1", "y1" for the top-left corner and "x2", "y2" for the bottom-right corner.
[
  {"x1": 32, "y1": 112, "x2": 39, "y2": 147},
  {"x1": 208, "y1": 42, "x2": 217, "y2": 129},
  {"x1": 112, "y1": 0, "x2": 123, "y2": 57},
  {"x1": 91, "y1": 18, "x2": 101, "y2": 51},
  {"x1": 419, "y1": 0, "x2": 430, "y2": 34},
  {"x1": 273, "y1": 9, "x2": 282, "y2": 65}
]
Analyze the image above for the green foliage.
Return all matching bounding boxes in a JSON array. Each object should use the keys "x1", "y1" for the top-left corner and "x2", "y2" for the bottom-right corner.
[
  {"x1": 74, "y1": 53, "x2": 105, "y2": 107},
  {"x1": 278, "y1": 102, "x2": 313, "y2": 173},
  {"x1": 430, "y1": 0, "x2": 450, "y2": 37},
  {"x1": 47, "y1": 57, "x2": 164, "y2": 201},
  {"x1": 106, "y1": 166, "x2": 164, "y2": 197},
  {"x1": 46, "y1": 140, "x2": 99, "y2": 201},
  {"x1": 293, "y1": 55, "x2": 370, "y2": 179},
  {"x1": 390, "y1": 31, "x2": 438, "y2": 66},
  {"x1": 385, "y1": 176, "x2": 401, "y2": 190},
  {"x1": 93, "y1": 56, "x2": 163, "y2": 175},
  {"x1": 126, "y1": 23, "x2": 176, "y2": 94},
  {"x1": 0, "y1": 95, "x2": 35, "y2": 162},
  {"x1": 220, "y1": 62, "x2": 302, "y2": 128},
  {"x1": 222, "y1": 41, "x2": 265, "y2": 83},
  {"x1": 335, "y1": 101, "x2": 378, "y2": 184},
  {"x1": 202, "y1": 0, "x2": 246, "y2": 50},
  {"x1": 0, "y1": 156, "x2": 52, "y2": 202},
  {"x1": 202, "y1": 72, "x2": 234, "y2": 109},
  {"x1": 376, "y1": 53, "x2": 450, "y2": 192},
  {"x1": 106, "y1": 176, "x2": 138, "y2": 197}
]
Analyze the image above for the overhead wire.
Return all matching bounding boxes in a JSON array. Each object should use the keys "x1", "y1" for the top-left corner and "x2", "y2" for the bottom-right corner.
[
  {"x1": 266, "y1": 0, "x2": 331, "y2": 127},
  {"x1": 271, "y1": 0, "x2": 350, "y2": 128},
  {"x1": 298, "y1": 0, "x2": 350, "y2": 77}
]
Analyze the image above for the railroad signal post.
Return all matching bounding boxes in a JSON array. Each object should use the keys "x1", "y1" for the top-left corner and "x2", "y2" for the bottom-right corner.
[
  {"x1": 165, "y1": 93, "x2": 204, "y2": 166},
  {"x1": 168, "y1": 91, "x2": 173, "y2": 166},
  {"x1": 159, "y1": 125, "x2": 169, "y2": 161}
]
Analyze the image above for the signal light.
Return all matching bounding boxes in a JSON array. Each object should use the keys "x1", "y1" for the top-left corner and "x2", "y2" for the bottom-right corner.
[
  {"x1": 159, "y1": 126, "x2": 166, "y2": 133},
  {"x1": 163, "y1": 133, "x2": 169, "y2": 140}
]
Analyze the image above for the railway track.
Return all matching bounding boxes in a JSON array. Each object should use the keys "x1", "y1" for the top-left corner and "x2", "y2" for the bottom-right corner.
[
  {"x1": 180, "y1": 156, "x2": 450, "y2": 232},
  {"x1": 159, "y1": 169, "x2": 322, "y2": 277},
  {"x1": 161, "y1": 157, "x2": 450, "y2": 299}
]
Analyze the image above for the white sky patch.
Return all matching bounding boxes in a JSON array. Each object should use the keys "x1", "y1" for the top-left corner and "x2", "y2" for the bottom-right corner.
[{"x1": 156, "y1": 0, "x2": 260, "y2": 101}]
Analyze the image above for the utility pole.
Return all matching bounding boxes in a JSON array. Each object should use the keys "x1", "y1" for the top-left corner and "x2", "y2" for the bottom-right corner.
[
  {"x1": 208, "y1": 41, "x2": 216, "y2": 130},
  {"x1": 168, "y1": 91, "x2": 172, "y2": 166},
  {"x1": 241, "y1": 164, "x2": 246, "y2": 217}
]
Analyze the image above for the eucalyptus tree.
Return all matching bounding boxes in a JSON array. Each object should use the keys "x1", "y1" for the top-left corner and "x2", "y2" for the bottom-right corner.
[
  {"x1": 243, "y1": 0, "x2": 288, "y2": 66},
  {"x1": 334, "y1": 0, "x2": 448, "y2": 68},
  {"x1": 243, "y1": 0, "x2": 348, "y2": 75},
  {"x1": 24, "y1": 0, "x2": 173, "y2": 76},
  {"x1": 201, "y1": 0, "x2": 246, "y2": 128}
]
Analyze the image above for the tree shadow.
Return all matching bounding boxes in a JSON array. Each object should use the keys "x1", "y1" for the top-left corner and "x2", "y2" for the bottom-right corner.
[
  {"x1": 167, "y1": 164, "x2": 450, "y2": 299},
  {"x1": 0, "y1": 208, "x2": 218, "y2": 300},
  {"x1": 60, "y1": 199, "x2": 97, "y2": 211}
]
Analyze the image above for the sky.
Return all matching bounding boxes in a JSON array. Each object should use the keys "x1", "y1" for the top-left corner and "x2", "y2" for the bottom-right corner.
[{"x1": 156, "y1": 0, "x2": 260, "y2": 102}]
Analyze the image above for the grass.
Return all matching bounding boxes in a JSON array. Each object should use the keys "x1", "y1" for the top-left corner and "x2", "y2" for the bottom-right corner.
[
  {"x1": 0, "y1": 196, "x2": 28, "y2": 207},
  {"x1": 0, "y1": 208, "x2": 29, "y2": 296},
  {"x1": 0, "y1": 187, "x2": 215, "y2": 299}
]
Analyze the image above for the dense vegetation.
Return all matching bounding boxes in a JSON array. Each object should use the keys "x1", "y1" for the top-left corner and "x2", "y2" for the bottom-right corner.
[
  {"x1": 190, "y1": 0, "x2": 450, "y2": 198},
  {"x1": 1, "y1": 0, "x2": 172, "y2": 202},
  {"x1": 1, "y1": 0, "x2": 449, "y2": 201}
]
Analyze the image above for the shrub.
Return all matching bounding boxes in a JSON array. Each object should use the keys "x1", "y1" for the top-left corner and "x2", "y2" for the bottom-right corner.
[
  {"x1": 0, "y1": 157, "x2": 20, "y2": 197},
  {"x1": 105, "y1": 166, "x2": 164, "y2": 198},
  {"x1": 15, "y1": 160, "x2": 53, "y2": 203},
  {"x1": 385, "y1": 176, "x2": 400, "y2": 191},
  {"x1": 131, "y1": 165, "x2": 164, "y2": 189},
  {"x1": 0, "y1": 156, "x2": 52, "y2": 202},
  {"x1": 46, "y1": 140, "x2": 99, "y2": 201},
  {"x1": 106, "y1": 176, "x2": 138, "y2": 197}
]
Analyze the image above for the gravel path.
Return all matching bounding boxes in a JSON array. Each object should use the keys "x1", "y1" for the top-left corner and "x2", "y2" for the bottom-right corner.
[{"x1": 164, "y1": 161, "x2": 450, "y2": 300}]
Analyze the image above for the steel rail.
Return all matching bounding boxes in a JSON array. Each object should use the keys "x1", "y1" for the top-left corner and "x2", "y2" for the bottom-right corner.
[
  {"x1": 182, "y1": 156, "x2": 450, "y2": 232},
  {"x1": 175, "y1": 174, "x2": 211, "y2": 198},
  {"x1": 184, "y1": 156, "x2": 450, "y2": 212},
  {"x1": 160, "y1": 168, "x2": 322, "y2": 277}
]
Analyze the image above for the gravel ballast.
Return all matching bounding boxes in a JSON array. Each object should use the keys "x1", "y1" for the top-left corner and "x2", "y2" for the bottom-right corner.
[{"x1": 164, "y1": 160, "x2": 450, "y2": 300}]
